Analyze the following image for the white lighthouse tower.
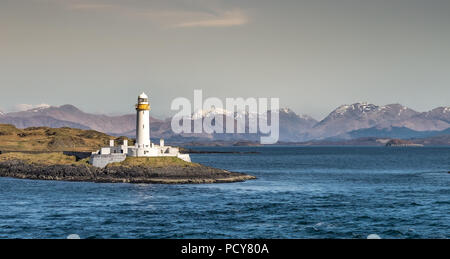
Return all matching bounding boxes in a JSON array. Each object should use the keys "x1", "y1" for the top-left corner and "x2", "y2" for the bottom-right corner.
[
  {"x1": 89, "y1": 91, "x2": 191, "y2": 167},
  {"x1": 136, "y1": 92, "x2": 151, "y2": 148}
]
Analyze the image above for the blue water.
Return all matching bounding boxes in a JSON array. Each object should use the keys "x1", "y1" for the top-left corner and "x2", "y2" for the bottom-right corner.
[{"x1": 0, "y1": 146, "x2": 448, "y2": 239}]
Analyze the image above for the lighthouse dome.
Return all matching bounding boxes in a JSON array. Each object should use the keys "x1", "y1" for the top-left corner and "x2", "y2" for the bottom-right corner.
[
  {"x1": 139, "y1": 92, "x2": 148, "y2": 99},
  {"x1": 138, "y1": 92, "x2": 149, "y2": 104}
]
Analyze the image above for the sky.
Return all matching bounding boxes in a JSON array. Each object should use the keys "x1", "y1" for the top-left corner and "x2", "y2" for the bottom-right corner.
[{"x1": 1, "y1": 0, "x2": 449, "y2": 120}]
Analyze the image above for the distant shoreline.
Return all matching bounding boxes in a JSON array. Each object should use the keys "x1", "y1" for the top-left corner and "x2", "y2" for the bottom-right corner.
[{"x1": 179, "y1": 137, "x2": 450, "y2": 147}]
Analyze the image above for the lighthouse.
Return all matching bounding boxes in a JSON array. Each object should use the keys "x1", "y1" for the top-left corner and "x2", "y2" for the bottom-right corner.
[
  {"x1": 136, "y1": 92, "x2": 151, "y2": 148},
  {"x1": 89, "y1": 91, "x2": 191, "y2": 167}
]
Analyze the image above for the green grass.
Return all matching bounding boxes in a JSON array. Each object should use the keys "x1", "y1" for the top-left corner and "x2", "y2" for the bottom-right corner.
[
  {"x1": 0, "y1": 124, "x2": 21, "y2": 135},
  {"x1": 108, "y1": 156, "x2": 199, "y2": 168},
  {"x1": 0, "y1": 124, "x2": 133, "y2": 152},
  {"x1": 0, "y1": 147, "x2": 194, "y2": 169},
  {"x1": 0, "y1": 152, "x2": 90, "y2": 166}
]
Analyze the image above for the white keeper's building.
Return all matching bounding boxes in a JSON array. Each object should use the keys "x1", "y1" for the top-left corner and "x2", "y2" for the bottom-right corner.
[{"x1": 90, "y1": 92, "x2": 190, "y2": 168}]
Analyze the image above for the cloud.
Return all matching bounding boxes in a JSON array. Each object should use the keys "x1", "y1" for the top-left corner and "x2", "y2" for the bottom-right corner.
[
  {"x1": 173, "y1": 9, "x2": 248, "y2": 28},
  {"x1": 57, "y1": 0, "x2": 248, "y2": 28}
]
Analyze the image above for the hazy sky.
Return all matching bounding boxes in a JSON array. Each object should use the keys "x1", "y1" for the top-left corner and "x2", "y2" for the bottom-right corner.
[{"x1": 1, "y1": 0, "x2": 449, "y2": 119}]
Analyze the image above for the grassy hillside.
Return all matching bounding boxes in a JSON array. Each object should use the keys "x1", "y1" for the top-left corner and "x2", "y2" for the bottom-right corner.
[
  {"x1": 0, "y1": 152, "x2": 89, "y2": 165},
  {"x1": 0, "y1": 124, "x2": 132, "y2": 152}
]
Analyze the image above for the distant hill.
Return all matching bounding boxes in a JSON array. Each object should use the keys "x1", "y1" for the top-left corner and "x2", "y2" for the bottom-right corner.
[
  {"x1": 292, "y1": 134, "x2": 450, "y2": 146},
  {"x1": 0, "y1": 115, "x2": 90, "y2": 130},
  {"x1": 0, "y1": 124, "x2": 131, "y2": 152},
  {"x1": 1, "y1": 103, "x2": 449, "y2": 143},
  {"x1": 277, "y1": 108, "x2": 318, "y2": 142},
  {"x1": 413, "y1": 134, "x2": 450, "y2": 146},
  {"x1": 337, "y1": 126, "x2": 450, "y2": 140},
  {"x1": 311, "y1": 103, "x2": 450, "y2": 139},
  {"x1": 3, "y1": 104, "x2": 161, "y2": 135}
]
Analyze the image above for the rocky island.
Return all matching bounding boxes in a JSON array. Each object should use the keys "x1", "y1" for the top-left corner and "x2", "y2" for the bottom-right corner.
[
  {"x1": 0, "y1": 124, "x2": 256, "y2": 184},
  {"x1": 385, "y1": 139, "x2": 424, "y2": 147}
]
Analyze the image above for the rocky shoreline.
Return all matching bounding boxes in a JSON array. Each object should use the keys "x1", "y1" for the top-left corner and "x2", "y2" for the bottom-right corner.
[{"x1": 0, "y1": 160, "x2": 256, "y2": 184}]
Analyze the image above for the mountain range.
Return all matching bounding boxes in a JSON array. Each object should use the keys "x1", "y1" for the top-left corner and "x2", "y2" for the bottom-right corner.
[{"x1": 0, "y1": 102, "x2": 449, "y2": 143}]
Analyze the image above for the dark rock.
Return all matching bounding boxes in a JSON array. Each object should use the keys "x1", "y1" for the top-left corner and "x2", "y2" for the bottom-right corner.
[
  {"x1": 0, "y1": 160, "x2": 256, "y2": 184},
  {"x1": 62, "y1": 151, "x2": 92, "y2": 161}
]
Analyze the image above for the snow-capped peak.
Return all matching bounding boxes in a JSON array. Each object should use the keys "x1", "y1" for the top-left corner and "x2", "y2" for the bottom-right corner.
[
  {"x1": 382, "y1": 103, "x2": 408, "y2": 109},
  {"x1": 379, "y1": 104, "x2": 411, "y2": 116},
  {"x1": 335, "y1": 105, "x2": 350, "y2": 115},
  {"x1": 192, "y1": 108, "x2": 233, "y2": 119},
  {"x1": 0, "y1": 111, "x2": 4, "y2": 116},
  {"x1": 444, "y1": 107, "x2": 450, "y2": 113},
  {"x1": 280, "y1": 107, "x2": 294, "y2": 114},
  {"x1": 192, "y1": 107, "x2": 275, "y2": 120},
  {"x1": 354, "y1": 102, "x2": 379, "y2": 112},
  {"x1": 278, "y1": 108, "x2": 316, "y2": 121},
  {"x1": 15, "y1": 103, "x2": 51, "y2": 112},
  {"x1": 30, "y1": 104, "x2": 51, "y2": 112},
  {"x1": 334, "y1": 102, "x2": 379, "y2": 115},
  {"x1": 427, "y1": 106, "x2": 450, "y2": 115}
]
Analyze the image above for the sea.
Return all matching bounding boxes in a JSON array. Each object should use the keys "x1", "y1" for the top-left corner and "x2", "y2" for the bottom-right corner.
[{"x1": 0, "y1": 146, "x2": 448, "y2": 239}]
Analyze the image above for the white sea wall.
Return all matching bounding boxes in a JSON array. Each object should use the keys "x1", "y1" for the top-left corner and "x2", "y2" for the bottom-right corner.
[
  {"x1": 90, "y1": 154, "x2": 127, "y2": 168},
  {"x1": 177, "y1": 154, "x2": 191, "y2": 163}
]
